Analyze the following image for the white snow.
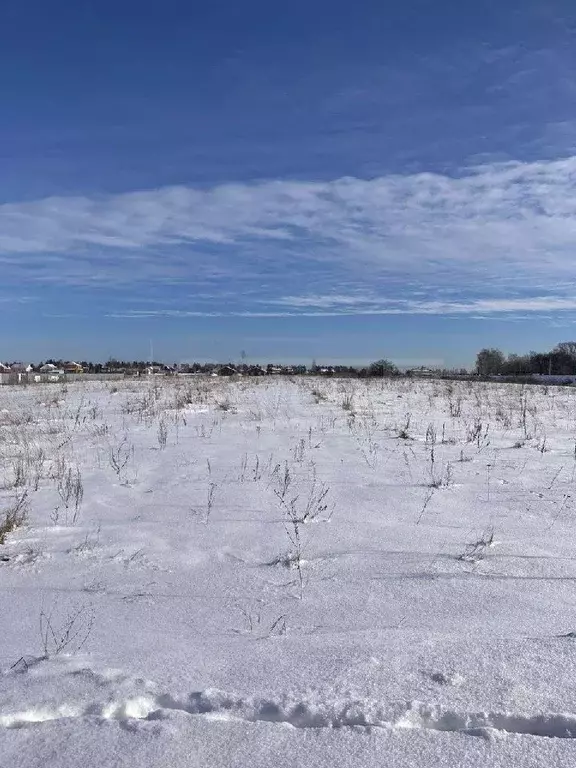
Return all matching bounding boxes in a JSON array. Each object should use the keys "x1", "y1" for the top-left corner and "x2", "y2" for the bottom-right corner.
[{"x1": 2, "y1": 375, "x2": 576, "y2": 766}]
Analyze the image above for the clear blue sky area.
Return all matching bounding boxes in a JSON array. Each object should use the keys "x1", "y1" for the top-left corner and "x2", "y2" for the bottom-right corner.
[{"x1": 2, "y1": 0, "x2": 576, "y2": 365}]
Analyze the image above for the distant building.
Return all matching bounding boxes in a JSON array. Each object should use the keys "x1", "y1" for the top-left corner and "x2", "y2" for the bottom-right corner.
[
  {"x1": 6, "y1": 363, "x2": 33, "y2": 384},
  {"x1": 217, "y1": 365, "x2": 237, "y2": 377},
  {"x1": 63, "y1": 361, "x2": 84, "y2": 374},
  {"x1": 406, "y1": 366, "x2": 436, "y2": 378},
  {"x1": 145, "y1": 365, "x2": 175, "y2": 375},
  {"x1": 0, "y1": 362, "x2": 13, "y2": 385},
  {"x1": 10, "y1": 363, "x2": 33, "y2": 373}
]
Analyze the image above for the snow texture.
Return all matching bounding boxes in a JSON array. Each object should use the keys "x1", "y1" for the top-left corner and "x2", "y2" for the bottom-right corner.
[{"x1": 2, "y1": 375, "x2": 576, "y2": 766}]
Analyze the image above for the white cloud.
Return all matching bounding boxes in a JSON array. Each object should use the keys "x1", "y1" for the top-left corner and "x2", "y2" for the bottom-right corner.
[
  {"x1": 5, "y1": 155, "x2": 576, "y2": 311},
  {"x1": 418, "y1": 297, "x2": 576, "y2": 313},
  {"x1": 0, "y1": 295, "x2": 37, "y2": 305},
  {"x1": 268, "y1": 293, "x2": 380, "y2": 308},
  {"x1": 1, "y1": 156, "x2": 576, "y2": 257},
  {"x1": 262, "y1": 294, "x2": 576, "y2": 315},
  {"x1": 106, "y1": 295, "x2": 576, "y2": 318}
]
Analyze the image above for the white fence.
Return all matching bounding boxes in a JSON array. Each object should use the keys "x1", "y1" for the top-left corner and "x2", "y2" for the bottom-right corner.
[
  {"x1": 0, "y1": 372, "x2": 64, "y2": 385},
  {"x1": 0, "y1": 372, "x2": 125, "y2": 385}
]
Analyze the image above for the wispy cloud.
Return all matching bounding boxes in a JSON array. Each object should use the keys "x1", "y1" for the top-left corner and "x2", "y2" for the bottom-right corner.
[
  {"x1": 0, "y1": 295, "x2": 38, "y2": 306},
  {"x1": 4, "y1": 156, "x2": 576, "y2": 316},
  {"x1": 107, "y1": 295, "x2": 576, "y2": 318},
  {"x1": 3, "y1": 155, "x2": 576, "y2": 259}
]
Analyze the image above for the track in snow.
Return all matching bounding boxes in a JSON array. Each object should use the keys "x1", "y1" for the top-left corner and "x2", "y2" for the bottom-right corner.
[{"x1": 3, "y1": 688, "x2": 576, "y2": 740}]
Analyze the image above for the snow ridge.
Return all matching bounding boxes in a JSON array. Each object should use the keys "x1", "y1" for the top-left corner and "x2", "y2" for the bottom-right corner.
[{"x1": 3, "y1": 687, "x2": 576, "y2": 740}]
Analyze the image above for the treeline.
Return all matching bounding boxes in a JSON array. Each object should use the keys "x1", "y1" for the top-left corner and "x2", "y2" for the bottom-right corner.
[
  {"x1": 39, "y1": 359, "x2": 165, "y2": 373},
  {"x1": 476, "y1": 343, "x2": 576, "y2": 377},
  {"x1": 33, "y1": 358, "x2": 405, "y2": 377}
]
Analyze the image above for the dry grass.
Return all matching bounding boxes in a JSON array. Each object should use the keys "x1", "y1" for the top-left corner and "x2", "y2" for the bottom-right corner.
[{"x1": 0, "y1": 491, "x2": 28, "y2": 545}]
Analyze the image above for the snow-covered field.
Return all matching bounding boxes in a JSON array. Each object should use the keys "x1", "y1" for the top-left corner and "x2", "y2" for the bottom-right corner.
[{"x1": 3, "y1": 375, "x2": 576, "y2": 766}]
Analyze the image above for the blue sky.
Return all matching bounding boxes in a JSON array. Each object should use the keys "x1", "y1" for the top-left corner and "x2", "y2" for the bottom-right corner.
[{"x1": 2, "y1": 0, "x2": 576, "y2": 366}]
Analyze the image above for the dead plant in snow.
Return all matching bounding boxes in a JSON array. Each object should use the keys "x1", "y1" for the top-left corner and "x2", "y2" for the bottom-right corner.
[
  {"x1": 397, "y1": 412, "x2": 413, "y2": 440},
  {"x1": 415, "y1": 487, "x2": 435, "y2": 525},
  {"x1": 233, "y1": 603, "x2": 287, "y2": 638},
  {"x1": 350, "y1": 416, "x2": 379, "y2": 468},
  {"x1": 108, "y1": 436, "x2": 135, "y2": 484},
  {"x1": 457, "y1": 526, "x2": 496, "y2": 563},
  {"x1": 280, "y1": 514, "x2": 306, "y2": 599},
  {"x1": 341, "y1": 393, "x2": 355, "y2": 412},
  {"x1": 53, "y1": 465, "x2": 84, "y2": 524},
  {"x1": 274, "y1": 462, "x2": 332, "y2": 524},
  {"x1": 157, "y1": 417, "x2": 168, "y2": 450},
  {"x1": 8, "y1": 454, "x2": 27, "y2": 489},
  {"x1": 192, "y1": 481, "x2": 218, "y2": 524},
  {"x1": 0, "y1": 490, "x2": 28, "y2": 545},
  {"x1": 39, "y1": 602, "x2": 95, "y2": 658},
  {"x1": 273, "y1": 463, "x2": 333, "y2": 599},
  {"x1": 427, "y1": 445, "x2": 454, "y2": 489}
]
